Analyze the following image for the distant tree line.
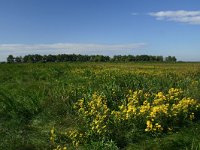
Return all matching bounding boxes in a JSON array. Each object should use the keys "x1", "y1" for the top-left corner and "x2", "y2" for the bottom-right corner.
[{"x1": 6, "y1": 54, "x2": 177, "y2": 63}]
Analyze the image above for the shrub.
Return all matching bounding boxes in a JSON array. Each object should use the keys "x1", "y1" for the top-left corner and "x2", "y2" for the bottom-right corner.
[{"x1": 51, "y1": 88, "x2": 200, "y2": 148}]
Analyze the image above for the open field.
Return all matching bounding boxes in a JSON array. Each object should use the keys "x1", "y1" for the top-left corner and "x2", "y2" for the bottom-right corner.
[{"x1": 1, "y1": 62, "x2": 200, "y2": 150}]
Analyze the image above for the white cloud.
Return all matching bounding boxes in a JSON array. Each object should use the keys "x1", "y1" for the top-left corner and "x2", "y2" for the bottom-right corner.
[
  {"x1": 149, "y1": 10, "x2": 200, "y2": 24},
  {"x1": 0, "y1": 43, "x2": 146, "y2": 61}
]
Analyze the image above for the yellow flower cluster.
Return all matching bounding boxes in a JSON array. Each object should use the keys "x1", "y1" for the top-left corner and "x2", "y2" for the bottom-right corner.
[
  {"x1": 172, "y1": 97, "x2": 199, "y2": 118},
  {"x1": 53, "y1": 146, "x2": 67, "y2": 150},
  {"x1": 139, "y1": 101, "x2": 151, "y2": 115},
  {"x1": 65, "y1": 88, "x2": 200, "y2": 147},
  {"x1": 50, "y1": 127, "x2": 56, "y2": 145},
  {"x1": 143, "y1": 88, "x2": 199, "y2": 132},
  {"x1": 115, "y1": 98, "x2": 137, "y2": 120},
  {"x1": 145, "y1": 121, "x2": 163, "y2": 132},
  {"x1": 78, "y1": 93, "x2": 109, "y2": 135},
  {"x1": 67, "y1": 129, "x2": 83, "y2": 147},
  {"x1": 50, "y1": 127, "x2": 68, "y2": 150},
  {"x1": 168, "y1": 88, "x2": 183, "y2": 97},
  {"x1": 110, "y1": 88, "x2": 200, "y2": 133},
  {"x1": 72, "y1": 92, "x2": 110, "y2": 144},
  {"x1": 145, "y1": 88, "x2": 200, "y2": 132},
  {"x1": 111, "y1": 90, "x2": 146, "y2": 121}
]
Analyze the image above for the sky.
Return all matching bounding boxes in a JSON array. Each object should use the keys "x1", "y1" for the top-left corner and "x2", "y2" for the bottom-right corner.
[{"x1": 0, "y1": 0, "x2": 200, "y2": 61}]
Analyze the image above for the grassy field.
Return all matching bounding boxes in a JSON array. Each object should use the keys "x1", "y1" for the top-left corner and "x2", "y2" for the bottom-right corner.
[{"x1": 1, "y1": 62, "x2": 200, "y2": 150}]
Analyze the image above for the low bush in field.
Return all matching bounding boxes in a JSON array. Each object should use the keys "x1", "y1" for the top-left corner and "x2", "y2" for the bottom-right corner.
[{"x1": 51, "y1": 88, "x2": 200, "y2": 149}]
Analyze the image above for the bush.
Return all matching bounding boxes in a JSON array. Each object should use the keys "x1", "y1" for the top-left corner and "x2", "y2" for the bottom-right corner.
[{"x1": 52, "y1": 88, "x2": 200, "y2": 148}]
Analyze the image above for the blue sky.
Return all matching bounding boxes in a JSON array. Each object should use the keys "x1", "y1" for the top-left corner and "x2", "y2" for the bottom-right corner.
[{"x1": 0, "y1": 0, "x2": 200, "y2": 61}]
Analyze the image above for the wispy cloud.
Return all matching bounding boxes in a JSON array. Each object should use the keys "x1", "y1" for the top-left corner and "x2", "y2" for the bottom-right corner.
[
  {"x1": 149, "y1": 10, "x2": 200, "y2": 24},
  {"x1": 131, "y1": 12, "x2": 138, "y2": 16},
  {"x1": 0, "y1": 43, "x2": 146, "y2": 61}
]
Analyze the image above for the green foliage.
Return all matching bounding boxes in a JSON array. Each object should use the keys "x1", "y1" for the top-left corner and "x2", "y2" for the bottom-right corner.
[
  {"x1": 7, "y1": 55, "x2": 14, "y2": 63},
  {"x1": 63, "y1": 88, "x2": 200, "y2": 148},
  {"x1": 165, "y1": 56, "x2": 177, "y2": 62},
  {"x1": 83, "y1": 140, "x2": 119, "y2": 150},
  {"x1": 6, "y1": 54, "x2": 177, "y2": 63},
  {"x1": 186, "y1": 139, "x2": 200, "y2": 150},
  {"x1": 0, "y1": 62, "x2": 200, "y2": 149},
  {"x1": 0, "y1": 87, "x2": 43, "y2": 121}
]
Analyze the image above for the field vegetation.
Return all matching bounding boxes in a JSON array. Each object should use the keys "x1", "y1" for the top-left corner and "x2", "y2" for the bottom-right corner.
[{"x1": 0, "y1": 62, "x2": 200, "y2": 149}]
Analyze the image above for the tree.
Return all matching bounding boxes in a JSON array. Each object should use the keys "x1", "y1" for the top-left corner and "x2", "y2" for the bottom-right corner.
[
  {"x1": 7, "y1": 55, "x2": 15, "y2": 63},
  {"x1": 156, "y1": 56, "x2": 164, "y2": 62},
  {"x1": 23, "y1": 55, "x2": 34, "y2": 63},
  {"x1": 165, "y1": 56, "x2": 177, "y2": 62},
  {"x1": 6, "y1": 53, "x2": 177, "y2": 63},
  {"x1": 15, "y1": 56, "x2": 23, "y2": 63}
]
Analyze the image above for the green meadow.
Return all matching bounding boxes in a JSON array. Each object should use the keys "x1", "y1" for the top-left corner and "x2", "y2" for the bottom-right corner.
[{"x1": 1, "y1": 62, "x2": 200, "y2": 150}]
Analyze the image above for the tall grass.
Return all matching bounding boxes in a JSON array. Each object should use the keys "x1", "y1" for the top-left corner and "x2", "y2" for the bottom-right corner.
[{"x1": 0, "y1": 62, "x2": 200, "y2": 149}]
